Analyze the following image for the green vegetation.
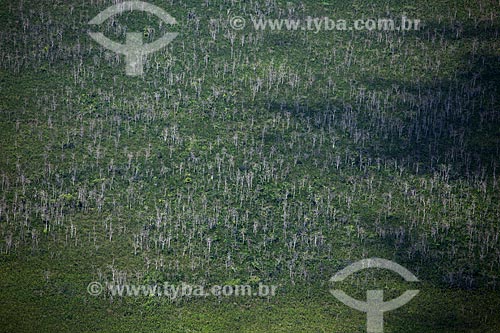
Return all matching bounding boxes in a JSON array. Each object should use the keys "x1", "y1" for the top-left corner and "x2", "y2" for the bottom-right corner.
[{"x1": 1, "y1": 0, "x2": 499, "y2": 331}]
